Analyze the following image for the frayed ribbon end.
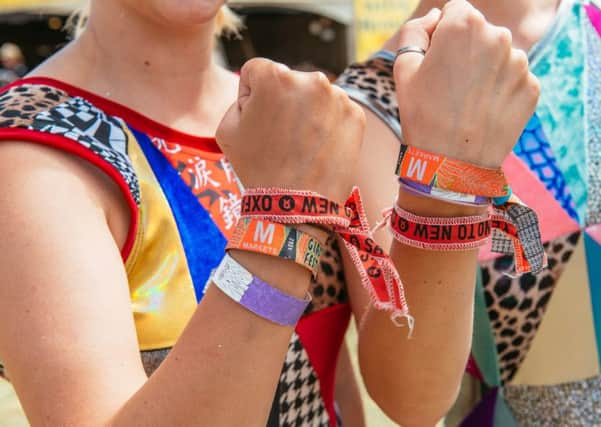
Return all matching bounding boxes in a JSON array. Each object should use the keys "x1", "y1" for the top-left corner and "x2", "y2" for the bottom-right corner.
[{"x1": 390, "y1": 311, "x2": 415, "y2": 338}]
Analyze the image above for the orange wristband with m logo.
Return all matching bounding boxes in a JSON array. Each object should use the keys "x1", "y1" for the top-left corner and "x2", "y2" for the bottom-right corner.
[{"x1": 227, "y1": 218, "x2": 323, "y2": 278}]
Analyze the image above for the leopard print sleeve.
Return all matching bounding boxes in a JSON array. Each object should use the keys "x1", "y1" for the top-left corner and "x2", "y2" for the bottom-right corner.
[
  {"x1": 0, "y1": 82, "x2": 140, "y2": 206},
  {"x1": 335, "y1": 50, "x2": 402, "y2": 139}
]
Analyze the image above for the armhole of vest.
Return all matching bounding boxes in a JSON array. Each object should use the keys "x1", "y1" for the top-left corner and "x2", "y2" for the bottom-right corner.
[
  {"x1": 341, "y1": 84, "x2": 403, "y2": 140},
  {"x1": 336, "y1": 57, "x2": 403, "y2": 141},
  {"x1": 0, "y1": 127, "x2": 140, "y2": 262}
]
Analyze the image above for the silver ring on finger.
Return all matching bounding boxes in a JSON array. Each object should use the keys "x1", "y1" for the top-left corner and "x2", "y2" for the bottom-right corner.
[{"x1": 395, "y1": 46, "x2": 427, "y2": 60}]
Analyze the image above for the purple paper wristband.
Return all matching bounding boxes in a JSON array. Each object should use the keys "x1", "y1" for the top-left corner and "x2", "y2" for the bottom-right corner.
[
  {"x1": 399, "y1": 178, "x2": 490, "y2": 206},
  {"x1": 211, "y1": 254, "x2": 311, "y2": 326}
]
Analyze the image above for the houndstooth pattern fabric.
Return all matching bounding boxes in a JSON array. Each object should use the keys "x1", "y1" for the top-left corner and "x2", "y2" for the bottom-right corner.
[
  {"x1": 509, "y1": 204, "x2": 545, "y2": 268},
  {"x1": 29, "y1": 97, "x2": 140, "y2": 205},
  {"x1": 491, "y1": 227, "x2": 516, "y2": 256},
  {"x1": 140, "y1": 348, "x2": 171, "y2": 377},
  {"x1": 278, "y1": 333, "x2": 329, "y2": 427},
  {"x1": 491, "y1": 203, "x2": 546, "y2": 274}
]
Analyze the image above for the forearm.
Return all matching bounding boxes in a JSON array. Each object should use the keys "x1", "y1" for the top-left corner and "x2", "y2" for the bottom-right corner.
[
  {"x1": 111, "y1": 251, "x2": 310, "y2": 427},
  {"x1": 357, "y1": 190, "x2": 483, "y2": 426}
]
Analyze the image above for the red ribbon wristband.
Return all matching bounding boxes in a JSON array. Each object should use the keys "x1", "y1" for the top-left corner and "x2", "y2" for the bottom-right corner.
[
  {"x1": 241, "y1": 187, "x2": 413, "y2": 330},
  {"x1": 386, "y1": 205, "x2": 491, "y2": 251}
]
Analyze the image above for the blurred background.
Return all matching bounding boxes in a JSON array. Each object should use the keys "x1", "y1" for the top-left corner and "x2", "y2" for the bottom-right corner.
[
  {"x1": 0, "y1": 0, "x2": 417, "y2": 425},
  {"x1": 0, "y1": 0, "x2": 417, "y2": 81}
]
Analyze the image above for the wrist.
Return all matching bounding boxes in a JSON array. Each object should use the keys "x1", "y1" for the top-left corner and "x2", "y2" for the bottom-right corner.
[
  {"x1": 228, "y1": 250, "x2": 311, "y2": 299},
  {"x1": 397, "y1": 187, "x2": 488, "y2": 217}
]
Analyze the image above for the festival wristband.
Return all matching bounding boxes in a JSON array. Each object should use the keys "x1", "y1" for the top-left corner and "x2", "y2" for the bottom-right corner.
[
  {"x1": 227, "y1": 219, "x2": 323, "y2": 278},
  {"x1": 388, "y1": 204, "x2": 491, "y2": 251},
  {"x1": 396, "y1": 144, "x2": 510, "y2": 198},
  {"x1": 240, "y1": 189, "x2": 352, "y2": 227},
  {"x1": 395, "y1": 145, "x2": 545, "y2": 275},
  {"x1": 399, "y1": 178, "x2": 490, "y2": 207},
  {"x1": 241, "y1": 188, "x2": 413, "y2": 331},
  {"x1": 211, "y1": 253, "x2": 311, "y2": 326}
]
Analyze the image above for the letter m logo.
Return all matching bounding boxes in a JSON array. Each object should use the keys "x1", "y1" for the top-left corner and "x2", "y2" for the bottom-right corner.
[
  {"x1": 407, "y1": 157, "x2": 427, "y2": 181},
  {"x1": 253, "y1": 221, "x2": 275, "y2": 244},
  {"x1": 400, "y1": 147, "x2": 443, "y2": 184}
]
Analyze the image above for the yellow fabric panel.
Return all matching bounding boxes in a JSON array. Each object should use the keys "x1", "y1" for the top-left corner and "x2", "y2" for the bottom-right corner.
[
  {"x1": 127, "y1": 136, "x2": 197, "y2": 351},
  {"x1": 512, "y1": 238, "x2": 599, "y2": 385},
  {"x1": 354, "y1": 0, "x2": 418, "y2": 61}
]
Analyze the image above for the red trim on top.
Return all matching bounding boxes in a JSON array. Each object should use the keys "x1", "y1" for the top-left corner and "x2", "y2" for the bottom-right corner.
[
  {"x1": 0, "y1": 128, "x2": 139, "y2": 261},
  {"x1": 3, "y1": 77, "x2": 222, "y2": 152},
  {"x1": 466, "y1": 355, "x2": 484, "y2": 382},
  {"x1": 296, "y1": 303, "x2": 351, "y2": 427}
]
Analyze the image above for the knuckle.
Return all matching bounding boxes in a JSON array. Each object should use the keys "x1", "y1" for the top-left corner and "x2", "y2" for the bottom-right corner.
[
  {"x1": 527, "y1": 74, "x2": 541, "y2": 99},
  {"x1": 494, "y1": 27, "x2": 513, "y2": 48},
  {"x1": 332, "y1": 85, "x2": 349, "y2": 101},
  {"x1": 465, "y1": 9, "x2": 485, "y2": 27},
  {"x1": 512, "y1": 49, "x2": 529, "y2": 73},
  {"x1": 277, "y1": 67, "x2": 296, "y2": 87},
  {"x1": 242, "y1": 57, "x2": 269, "y2": 75},
  {"x1": 312, "y1": 71, "x2": 331, "y2": 89},
  {"x1": 444, "y1": 0, "x2": 467, "y2": 12},
  {"x1": 351, "y1": 104, "x2": 367, "y2": 128},
  {"x1": 301, "y1": 71, "x2": 331, "y2": 97}
]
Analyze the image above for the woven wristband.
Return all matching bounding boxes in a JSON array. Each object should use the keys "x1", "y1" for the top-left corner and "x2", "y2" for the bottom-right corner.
[
  {"x1": 398, "y1": 178, "x2": 490, "y2": 207},
  {"x1": 227, "y1": 218, "x2": 323, "y2": 278},
  {"x1": 396, "y1": 144, "x2": 510, "y2": 198},
  {"x1": 387, "y1": 204, "x2": 491, "y2": 251},
  {"x1": 395, "y1": 144, "x2": 546, "y2": 276},
  {"x1": 240, "y1": 187, "x2": 414, "y2": 331},
  {"x1": 211, "y1": 253, "x2": 311, "y2": 326}
]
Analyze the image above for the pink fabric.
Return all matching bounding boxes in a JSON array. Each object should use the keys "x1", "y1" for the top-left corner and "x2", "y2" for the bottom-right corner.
[
  {"x1": 479, "y1": 154, "x2": 579, "y2": 262},
  {"x1": 587, "y1": 224, "x2": 601, "y2": 245},
  {"x1": 586, "y1": 4, "x2": 601, "y2": 37}
]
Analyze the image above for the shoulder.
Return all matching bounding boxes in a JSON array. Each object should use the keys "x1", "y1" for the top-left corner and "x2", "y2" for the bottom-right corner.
[
  {"x1": 0, "y1": 80, "x2": 139, "y2": 206},
  {"x1": 0, "y1": 82, "x2": 71, "y2": 128}
]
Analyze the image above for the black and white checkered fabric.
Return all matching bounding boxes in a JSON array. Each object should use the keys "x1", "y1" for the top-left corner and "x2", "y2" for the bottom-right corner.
[
  {"x1": 492, "y1": 203, "x2": 546, "y2": 274},
  {"x1": 278, "y1": 333, "x2": 329, "y2": 427},
  {"x1": 30, "y1": 97, "x2": 140, "y2": 205}
]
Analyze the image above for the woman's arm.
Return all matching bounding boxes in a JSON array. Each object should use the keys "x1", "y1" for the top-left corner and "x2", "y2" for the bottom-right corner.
[
  {"x1": 345, "y1": 2, "x2": 540, "y2": 425},
  {"x1": 0, "y1": 141, "x2": 309, "y2": 426},
  {"x1": 0, "y1": 59, "x2": 365, "y2": 426},
  {"x1": 343, "y1": 112, "x2": 481, "y2": 426}
]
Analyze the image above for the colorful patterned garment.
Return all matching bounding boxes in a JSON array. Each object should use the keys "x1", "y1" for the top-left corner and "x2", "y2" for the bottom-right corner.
[
  {"x1": 337, "y1": 0, "x2": 601, "y2": 424},
  {"x1": 0, "y1": 77, "x2": 351, "y2": 427}
]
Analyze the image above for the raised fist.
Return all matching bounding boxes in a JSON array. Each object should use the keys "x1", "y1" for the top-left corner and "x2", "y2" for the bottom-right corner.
[
  {"x1": 394, "y1": 1, "x2": 540, "y2": 168},
  {"x1": 217, "y1": 58, "x2": 366, "y2": 201}
]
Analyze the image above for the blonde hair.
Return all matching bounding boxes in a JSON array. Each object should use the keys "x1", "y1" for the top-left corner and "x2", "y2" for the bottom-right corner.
[
  {"x1": 216, "y1": 6, "x2": 243, "y2": 37},
  {"x1": 67, "y1": 2, "x2": 242, "y2": 38}
]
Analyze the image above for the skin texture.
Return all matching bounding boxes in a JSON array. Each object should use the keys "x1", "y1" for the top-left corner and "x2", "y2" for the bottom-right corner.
[
  {"x1": 0, "y1": 0, "x2": 539, "y2": 426},
  {"x1": 340, "y1": 3, "x2": 539, "y2": 424},
  {"x1": 385, "y1": 0, "x2": 561, "y2": 52}
]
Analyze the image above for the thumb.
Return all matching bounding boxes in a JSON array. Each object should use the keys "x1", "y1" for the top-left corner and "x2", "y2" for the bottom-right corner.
[{"x1": 394, "y1": 8, "x2": 441, "y2": 87}]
